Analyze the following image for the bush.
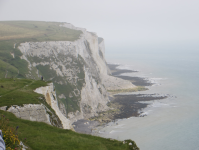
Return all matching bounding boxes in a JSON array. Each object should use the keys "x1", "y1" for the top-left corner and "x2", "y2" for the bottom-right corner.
[
  {"x1": 124, "y1": 139, "x2": 140, "y2": 150},
  {"x1": 0, "y1": 114, "x2": 22, "y2": 150}
]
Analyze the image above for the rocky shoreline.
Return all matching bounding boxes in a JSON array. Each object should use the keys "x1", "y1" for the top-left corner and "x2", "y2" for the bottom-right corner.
[{"x1": 73, "y1": 63, "x2": 167, "y2": 134}]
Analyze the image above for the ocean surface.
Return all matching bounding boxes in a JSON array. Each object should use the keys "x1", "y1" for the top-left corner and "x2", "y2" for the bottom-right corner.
[{"x1": 100, "y1": 44, "x2": 199, "y2": 150}]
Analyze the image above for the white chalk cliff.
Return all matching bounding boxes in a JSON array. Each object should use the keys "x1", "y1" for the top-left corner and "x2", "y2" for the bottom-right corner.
[
  {"x1": 17, "y1": 22, "x2": 135, "y2": 128},
  {"x1": 34, "y1": 83, "x2": 73, "y2": 129}
]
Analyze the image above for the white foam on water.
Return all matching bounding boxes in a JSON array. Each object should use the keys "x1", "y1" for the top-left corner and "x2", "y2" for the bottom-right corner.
[
  {"x1": 114, "y1": 64, "x2": 140, "y2": 72},
  {"x1": 112, "y1": 63, "x2": 169, "y2": 88},
  {"x1": 113, "y1": 124, "x2": 125, "y2": 128},
  {"x1": 109, "y1": 130, "x2": 123, "y2": 134}
]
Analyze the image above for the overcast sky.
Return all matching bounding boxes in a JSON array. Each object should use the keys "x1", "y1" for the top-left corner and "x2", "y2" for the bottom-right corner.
[{"x1": 0, "y1": 0, "x2": 199, "y2": 49}]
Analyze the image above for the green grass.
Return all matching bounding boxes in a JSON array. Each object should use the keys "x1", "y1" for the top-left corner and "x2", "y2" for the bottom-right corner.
[
  {"x1": 0, "y1": 78, "x2": 49, "y2": 107},
  {"x1": 0, "y1": 110, "x2": 139, "y2": 150},
  {"x1": 0, "y1": 78, "x2": 62, "y2": 127},
  {"x1": 0, "y1": 59, "x2": 19, "y2": 78},
  {"x1": 0, "y1": 21, "x2": 82, "y2": 42}
]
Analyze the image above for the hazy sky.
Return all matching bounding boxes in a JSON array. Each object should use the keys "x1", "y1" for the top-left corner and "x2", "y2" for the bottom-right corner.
[{"x1": 0, "y1": 0, "x2": 199, "y2": 49}]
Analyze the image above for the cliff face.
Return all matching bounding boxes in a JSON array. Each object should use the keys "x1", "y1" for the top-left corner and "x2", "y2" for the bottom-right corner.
[
  {"x1": 18, "y1": 23, "x2": 110, "y2": 123},
  {"x1": 34, "y1": 83, "x2": 73, "y2": 129},
  {"x1": 16, "y1": 22, "x2": 135, "y2": 127},
  {"x1": 0, "y1": 102, "x2": 63, "y2": 128},
  {"x1": 5, "y1": 104, "x2": 52, "y2": 125}
]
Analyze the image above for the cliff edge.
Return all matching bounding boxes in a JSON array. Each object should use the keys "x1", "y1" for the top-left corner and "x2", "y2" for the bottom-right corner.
[{"x1": 0, "y1": 21, "x2": 135, "y2": 129}]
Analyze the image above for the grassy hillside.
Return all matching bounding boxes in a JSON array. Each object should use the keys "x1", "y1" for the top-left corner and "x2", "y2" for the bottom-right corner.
[
  {"x1": 0, "y1": 78, "x2": 49, "y2": 107},
  {"x1": 0, "y1": 79, "x2": 139, "y2": 150},
  {"x1": 0, "y1": 21, "x2": 82, "y2": 79},
  {"x1": 0, "y1": 110, "x2": 139, "y2": 150}
]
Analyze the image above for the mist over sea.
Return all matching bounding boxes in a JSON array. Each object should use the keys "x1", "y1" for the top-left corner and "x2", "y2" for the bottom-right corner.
[{"x1": 102, "y1": 43, "x2": 199, "y2": 150}]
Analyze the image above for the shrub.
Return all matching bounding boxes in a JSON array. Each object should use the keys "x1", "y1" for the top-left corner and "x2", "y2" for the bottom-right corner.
[
  {"x1": 124, "y1": 139, "x2": 140, "y2": 150},
  {"x1": 0, "y1": 114, "x2": 22, "y2": 150}
]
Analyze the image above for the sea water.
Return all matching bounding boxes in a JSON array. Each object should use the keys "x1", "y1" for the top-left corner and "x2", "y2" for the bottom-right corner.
[{"x1": 99, "y1": 44, "x2": 199, "y2": 150}]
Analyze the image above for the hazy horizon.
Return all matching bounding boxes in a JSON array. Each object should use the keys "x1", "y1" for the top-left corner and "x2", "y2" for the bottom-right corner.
[{"x1": 1, "y1": 0, "x2": 199, "y2": 52}]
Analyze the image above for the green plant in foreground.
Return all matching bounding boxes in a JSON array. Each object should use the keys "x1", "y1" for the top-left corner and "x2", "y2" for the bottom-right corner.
[{"x1": 0, "y1": 114, "x2": 22, "y2": 150}]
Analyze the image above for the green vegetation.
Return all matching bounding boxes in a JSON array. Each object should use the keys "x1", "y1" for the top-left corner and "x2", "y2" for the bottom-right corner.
[
  {"x1": 0, "y1": 78, "x2": 61, "y2": 125},
  {"x1": 0, "y1": 21, "x2": 82, "y2": 42},
  {"x1": 0, "y1": 78, "x2": 49, "y2": 108},
  {"x1": 0, "y1": 114, "x2": 22, "y2": 150},
  {"x1": 0, "y1": 21, "x2": 82, "y2": 79},
  {"x1": 0, "y1": 111, "x2": 139, "y2": 150},
  {"x1": 108, "y1": 86, "x2": 148, "y2": 94}
]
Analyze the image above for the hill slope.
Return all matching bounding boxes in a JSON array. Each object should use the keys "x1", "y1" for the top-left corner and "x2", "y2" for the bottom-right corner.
[{"x1": 0, "y1": 78, "x2": 139, "y2": 150}]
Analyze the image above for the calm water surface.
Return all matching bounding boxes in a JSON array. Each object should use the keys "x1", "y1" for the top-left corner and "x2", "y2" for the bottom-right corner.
[{"x1": 100, "y1": 45, "x2": 199, "y2": 150}]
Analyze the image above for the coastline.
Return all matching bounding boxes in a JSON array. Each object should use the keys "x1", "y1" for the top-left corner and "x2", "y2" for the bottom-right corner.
[{"x1": 73, "y1": 63, "x2": 168, "y2": 135}]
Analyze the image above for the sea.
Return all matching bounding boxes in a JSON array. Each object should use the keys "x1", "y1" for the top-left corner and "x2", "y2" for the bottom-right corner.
[{"x1": 99, "y1": 43, "x2": 199, "y2": 150}]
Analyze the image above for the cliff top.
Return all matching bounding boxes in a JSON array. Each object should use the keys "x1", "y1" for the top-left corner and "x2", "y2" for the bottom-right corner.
[
  {"x1": 0, "y1": 78, "x2": 51, "y2": 108},
  {"x1": 0, "y1": 21, "x2": 82, "y2": 42}
]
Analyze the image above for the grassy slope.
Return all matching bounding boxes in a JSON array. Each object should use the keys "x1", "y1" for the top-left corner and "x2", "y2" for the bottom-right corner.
[
  {"x1": 0, "y1": 110, "x2": 137, "y2": 150},
  {"x1": 0, "y1": 79, "x2": 139, "y2": 150},
  {"x1": 0, "y1": 78, "x2": 49, "y2": 107},
  {"x1": 0, "y1": 21, "x2": 82, "y2": 79}
]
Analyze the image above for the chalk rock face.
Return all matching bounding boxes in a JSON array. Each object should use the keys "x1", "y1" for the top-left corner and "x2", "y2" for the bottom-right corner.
[
  {"x1": 0, "y1": 101, "x2": 63, "y2": 128},
  {"x1": 7, "y1": 104, "x2": 51, "y2": 124},
  {"x1": 34, "y1": 83, "x2": 73, "y2": 129},
  {"x1": 18, "y1": 22, "x2": 135, "y2": 125},
  {"x1": 102, "y1": 75, "x2": 136, "y2": 90}
]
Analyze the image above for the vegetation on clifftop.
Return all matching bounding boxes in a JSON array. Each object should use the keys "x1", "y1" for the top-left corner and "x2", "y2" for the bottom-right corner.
[
  {"x1": 0, "y1": 78, "x2": 49, "y2": 108},
  {"x1": 0, "y1": 21, "x2": 82, "y2": 79}
]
